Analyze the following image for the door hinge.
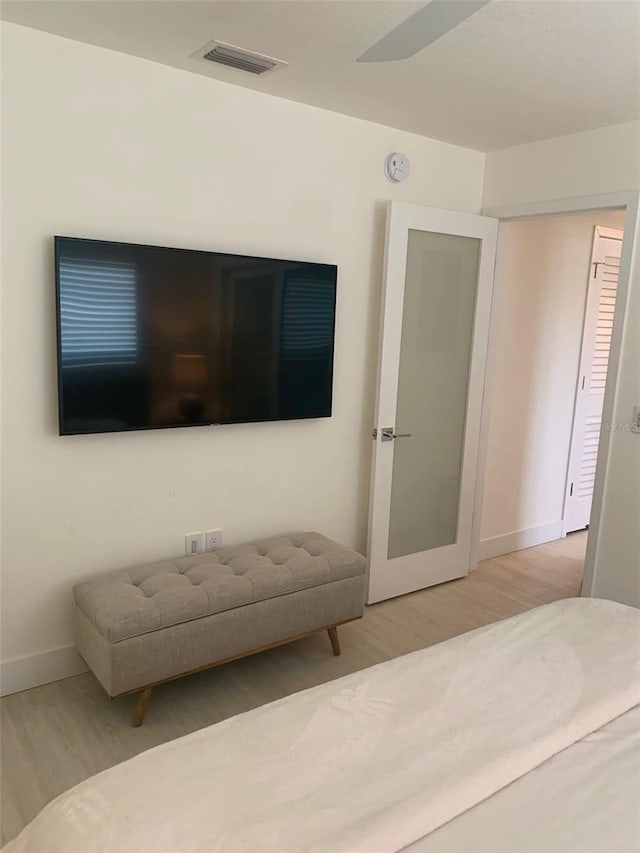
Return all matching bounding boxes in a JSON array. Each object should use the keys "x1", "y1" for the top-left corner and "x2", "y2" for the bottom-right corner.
[
  {"x1": 581, "y1": 375, "x2": 585, "y2": 390},
  {"x1": 569, "y1": 482, "x2": 574, "y2": 497},
  {"x1": 593, "y1": 262, "x2": 600, "y2": 279}
]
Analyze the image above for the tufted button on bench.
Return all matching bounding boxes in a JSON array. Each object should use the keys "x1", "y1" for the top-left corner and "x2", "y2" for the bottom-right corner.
[{"x1": 74, "y1": 532, "x2": 367, "y2": 725}]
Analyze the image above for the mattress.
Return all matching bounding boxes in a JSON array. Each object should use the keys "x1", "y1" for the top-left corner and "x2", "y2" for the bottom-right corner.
[{"x1": 5, "y1": 597, "x2": 640, "y2": 853}]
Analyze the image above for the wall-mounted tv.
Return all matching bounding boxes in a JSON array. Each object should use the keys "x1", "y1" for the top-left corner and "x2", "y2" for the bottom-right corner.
[{"x1": 55, "y1": 237, "x2": 337, "y2": 435}]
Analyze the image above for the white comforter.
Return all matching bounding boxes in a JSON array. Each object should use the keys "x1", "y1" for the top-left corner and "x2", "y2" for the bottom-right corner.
[
  {"x1": 6, "y1": 598, "x2": 640, "y2": 853},
  {"x1": 407, "y1": 704, "x2": 640, "y2": 852}
]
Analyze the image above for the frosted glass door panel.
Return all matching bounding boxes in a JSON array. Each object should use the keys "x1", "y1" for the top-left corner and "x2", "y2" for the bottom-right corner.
[
  {"x1": 388, "y1": 230, "x2": 481, "y2": 559},
  {"x1": 368, "y1": 202, "x2": 497, "y2": 603}
]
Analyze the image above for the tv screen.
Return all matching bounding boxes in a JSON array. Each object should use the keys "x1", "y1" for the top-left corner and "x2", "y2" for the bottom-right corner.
[{"x1": 55, "y1": 237, "x2": 337, "y2": 435}]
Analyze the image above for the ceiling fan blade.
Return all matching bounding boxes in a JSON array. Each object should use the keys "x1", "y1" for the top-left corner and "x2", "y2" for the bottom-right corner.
[{"x1": 357, "y1": 0, "x2": 491, "y2": 63}]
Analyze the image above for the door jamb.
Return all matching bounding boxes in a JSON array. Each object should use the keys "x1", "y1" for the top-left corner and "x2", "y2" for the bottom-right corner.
[{"x1": 475, "y1": 191, "x2": 639, "y2": 598}]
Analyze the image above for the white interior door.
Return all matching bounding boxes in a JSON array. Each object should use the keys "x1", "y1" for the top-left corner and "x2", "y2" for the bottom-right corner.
[
  {"x1": 564, "y1": 225, "x2": 623, "y2": 534},
  {"x1": 368, "y1": 202, "x2": 498, "y2": 603}
]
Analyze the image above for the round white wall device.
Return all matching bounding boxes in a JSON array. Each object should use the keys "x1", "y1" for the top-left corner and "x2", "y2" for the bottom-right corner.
[{"x1": 384, "y1": 152, "x2": 410, "y2": 183}]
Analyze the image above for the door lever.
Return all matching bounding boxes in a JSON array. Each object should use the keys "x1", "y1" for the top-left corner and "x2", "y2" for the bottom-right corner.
[{"x1": 380, "y1": 427, "x2": 412, "y2": 441}]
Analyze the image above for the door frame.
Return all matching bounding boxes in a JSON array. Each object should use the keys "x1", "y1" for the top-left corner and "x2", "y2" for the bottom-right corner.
[
  {"x1": 561, "y1": 224, "x2": 624, "y2": 538},
  {"x1": 478, "y1": 191, "x2": 640, "y2": 597}
]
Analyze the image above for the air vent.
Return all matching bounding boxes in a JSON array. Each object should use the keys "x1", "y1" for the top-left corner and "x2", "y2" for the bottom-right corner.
[{"x1": 193, "y1": 40, "x2": 287, "y2": 76}]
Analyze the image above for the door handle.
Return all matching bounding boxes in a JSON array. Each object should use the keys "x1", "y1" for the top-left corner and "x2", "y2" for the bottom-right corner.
[{"x1": 380, "y1": 427, "x2": 412, "y2": 442}]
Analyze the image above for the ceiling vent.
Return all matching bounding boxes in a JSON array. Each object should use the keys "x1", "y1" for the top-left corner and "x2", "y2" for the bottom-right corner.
[{"x1": 193, "y1": 40, "x2": 287, "y2": 76}]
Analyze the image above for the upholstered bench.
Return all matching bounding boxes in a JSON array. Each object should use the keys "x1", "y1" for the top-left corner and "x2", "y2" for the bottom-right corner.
[{"x1": 74, "y1": 532, "x2": 367, "y2": 725}]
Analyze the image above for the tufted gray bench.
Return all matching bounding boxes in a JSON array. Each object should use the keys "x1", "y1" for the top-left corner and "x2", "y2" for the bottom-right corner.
[{"x1": 74, "y1": 532, "x2": 367, "y2": 725}]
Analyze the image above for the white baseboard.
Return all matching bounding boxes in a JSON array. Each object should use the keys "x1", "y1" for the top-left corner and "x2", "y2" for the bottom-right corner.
[
  {"x1": 0, "y1": 645, "x2": 88, "y2": 697},
  {"x1": 478, "y1": 520, "x2": 564, "y2": 562}
]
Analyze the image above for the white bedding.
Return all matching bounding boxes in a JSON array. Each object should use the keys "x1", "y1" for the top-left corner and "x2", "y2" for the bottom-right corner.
[
  {"x1": 406, "y1": 705, "x2": 640, "y2": 852},
  {"x1": 6, "y1": 597, "x2": 640, "y2": 853}
]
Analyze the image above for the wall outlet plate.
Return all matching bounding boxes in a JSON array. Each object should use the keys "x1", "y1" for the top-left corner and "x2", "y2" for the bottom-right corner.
[
  {"x1": 205, "y1": 528, "x2": 223, "y2": 552},
  {"x1": 185, "y1": 532, "x2": 204, "y2": 556}
]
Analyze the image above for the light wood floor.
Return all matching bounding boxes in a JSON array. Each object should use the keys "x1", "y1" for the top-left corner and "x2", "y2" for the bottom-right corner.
[{"x1": 0, "y1": 532, "x2": 586, "y2": 843}]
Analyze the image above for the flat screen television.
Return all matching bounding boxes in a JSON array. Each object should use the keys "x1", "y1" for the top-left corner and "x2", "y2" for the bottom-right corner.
[{"x1": 55, "y1": 237, "x2": 337, "y2": 435}]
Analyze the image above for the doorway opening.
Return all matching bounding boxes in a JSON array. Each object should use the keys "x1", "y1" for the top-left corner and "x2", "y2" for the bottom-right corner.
[
  {"x1": 478, "y1": 208, "x2": 627, "y2": 589},
  {"x1": 367, "y1": 191, "x2": 637, "y2": 607}
]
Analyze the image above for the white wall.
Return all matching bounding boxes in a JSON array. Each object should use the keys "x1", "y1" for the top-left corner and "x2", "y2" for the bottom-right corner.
[
  {"x1": 480, "y1": 210, "x2": 625, "y2": 558},
  {"x1": 482, "y1": 121, "x2": 640, "y2": 209},
  {"x1": 482, "y1": 125, "x2": 640, "y2": 606},
  {"x1": 0, "y1": 22, "x2": 485, "y2": 691}
]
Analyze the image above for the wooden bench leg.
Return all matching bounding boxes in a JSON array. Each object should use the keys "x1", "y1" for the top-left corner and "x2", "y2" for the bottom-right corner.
[
  {"x1": 327, "y1": 626, "x2": 341, "y2": 656},
  {"x1": 133, "y1": 686, "x2": 153, "y2": 727}
]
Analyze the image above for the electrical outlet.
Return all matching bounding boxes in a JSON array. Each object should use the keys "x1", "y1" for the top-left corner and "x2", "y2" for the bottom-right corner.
[
  {"x1": 205, "y1": 528, "x2": 223, "y2": 552},
  {"x1": 184, "y1": 532, "x2": 203, "y2": 556}
]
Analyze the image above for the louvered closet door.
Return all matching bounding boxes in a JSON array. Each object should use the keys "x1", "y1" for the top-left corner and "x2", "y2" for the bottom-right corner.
[{"x1": 564, "y1": 226, "x2": 623, "y2": 534}]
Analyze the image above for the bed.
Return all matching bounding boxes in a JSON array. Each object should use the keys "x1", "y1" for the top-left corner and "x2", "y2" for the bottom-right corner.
[{"x1": 6, "y1": 597, "x2": 640, "y2": 853}]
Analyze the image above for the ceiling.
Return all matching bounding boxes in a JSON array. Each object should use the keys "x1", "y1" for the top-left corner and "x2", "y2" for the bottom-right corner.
[{"x1": 2, "y1": 0, "x2": 639, "y2": 151}]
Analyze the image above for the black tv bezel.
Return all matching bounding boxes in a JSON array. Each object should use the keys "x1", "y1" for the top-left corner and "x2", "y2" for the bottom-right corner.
[{"x1": 54, "y1": 236, "x2": 338, "y2": 436}]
